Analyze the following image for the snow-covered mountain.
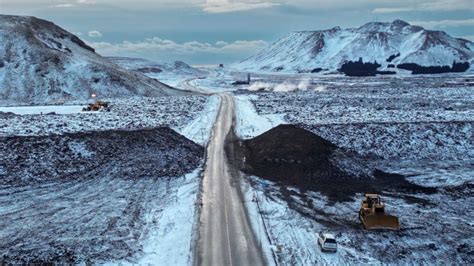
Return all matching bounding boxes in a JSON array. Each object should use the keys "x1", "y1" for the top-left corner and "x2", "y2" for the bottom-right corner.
[
  {"x1": 109, "y1": 57, "x2": 206, "y2": 77},
  {"x1": 234, "y1": 20, "x2": 474, "y2": 73},
  {"x1": 109, "y1": 57, "x2": 208, "y2": 87},
  {"x1": 0, "y1": 15, "x2": 183, "y2": 104}
]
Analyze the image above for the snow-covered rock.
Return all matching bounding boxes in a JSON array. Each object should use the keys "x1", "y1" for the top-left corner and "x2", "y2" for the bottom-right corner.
[
  {"x1": 234, "y1": 20, "x2": 474, "y2": 73},
  {"x1": 0, "y1": 15, "x2": 183, "y2": 104}
]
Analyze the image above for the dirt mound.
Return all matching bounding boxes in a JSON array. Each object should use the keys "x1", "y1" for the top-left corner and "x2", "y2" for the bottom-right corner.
[
  {"x1": 0, "y1": 127, "x2": 203, "y2": 185},
  {"x1": 239, "y1": 124, "x2": 435, "y2": 202},
  {"x1": 244, "y1": 124, "x2": 336, "y2": 164}
]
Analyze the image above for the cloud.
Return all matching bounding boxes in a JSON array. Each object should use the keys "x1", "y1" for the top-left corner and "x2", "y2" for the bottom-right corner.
[
  {"x1": 372, "y1": 7, "x2": 414, "y2": 13},
  {"x1": 88, "y1": 30, "x2": 103, "y2": 38},
  {"x1": 52, "y1": 3, "x2": 75, "y2": 8},
  {"x1": 202, "y1": 0, "x2": 279, "y2": 13},
  {"x1": 89, "y1": 37, "x2": 267, "y2": 55},
  {"x1": 410, "y1": 19, "x2": 474, "y2": 29},
  {"x1": 420, "y1": 0, "x2": 474, "y2": 11},
  {"x1": 51, "y1": 0, "x2": 96, "y2": 8},
  {"x1": 373, "y1": 0, "x2": 474, "y2": 13},
  {"x1": 87, "y1": 37, "x2": 267, "y2": 63}
]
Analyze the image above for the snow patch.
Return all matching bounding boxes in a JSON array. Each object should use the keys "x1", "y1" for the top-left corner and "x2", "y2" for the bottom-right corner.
[
  {"x1": 137, "y1": 169, "x2": 201, "y2": 265},
  {"x1": 234, "y1": 94, "x2": 286, "y2": 139},
  {"x1": 0, "y1": 105, "x2": 85, "y2": 115},
  {"x1": 175, "y1": 95, "x2": 220, "y2": 146}
]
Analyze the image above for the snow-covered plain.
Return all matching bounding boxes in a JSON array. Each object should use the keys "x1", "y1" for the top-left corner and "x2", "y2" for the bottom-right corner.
[
  {"x1": 0, "y1": 125, "x2": 205, "y2": 264},
  {"x1": 244, "y1": 76, "x2": 474, "y2": 161},
  {"x1": 241, "y1": 176, "x2": 473, "y2": 265},
  {"x1": 0, "y1": 105, "x2": 85, "y2": 115},
  {"x1": 0, "y1": 168, "x2": 203, "y2": 264},
  {"x1": 187, "y1": 67, "x2": 238, "y2": 93},
  {"x1": 0, "y1": 96, "x2": 211, "y2": 137},
  {"x1": 0, "y1": 94, "x2": 220, "y2": 264},
  {"x1": 233, "y1": 74, "x2": 474, "y2": 265}
]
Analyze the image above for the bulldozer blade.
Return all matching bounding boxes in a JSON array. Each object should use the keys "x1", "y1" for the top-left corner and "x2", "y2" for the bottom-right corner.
[{"x1": 362, "y1": 215, "x2": 400, "y2": 230}]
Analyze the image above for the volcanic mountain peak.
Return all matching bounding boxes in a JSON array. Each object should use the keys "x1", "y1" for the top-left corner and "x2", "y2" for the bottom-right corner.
[
  {"x1": 0, "y1": 15, "x2": 184, "y2": 104},
  {"x1": 234, "y1": 19, "x2": 473, "y2": 74}
]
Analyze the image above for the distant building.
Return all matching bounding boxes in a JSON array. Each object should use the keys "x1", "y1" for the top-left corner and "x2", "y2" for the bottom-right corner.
[{"x1": 232, "y1": 73, "x2": 251, "y2": 86}]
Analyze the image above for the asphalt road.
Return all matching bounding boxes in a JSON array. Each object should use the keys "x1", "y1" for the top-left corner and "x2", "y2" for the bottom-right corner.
[
  {"x1": 180, "y1": 77, "x2": 211, "y2": 95},
  {"x1": 195, "y1": 94, "x2": 265, "y2": 266}
]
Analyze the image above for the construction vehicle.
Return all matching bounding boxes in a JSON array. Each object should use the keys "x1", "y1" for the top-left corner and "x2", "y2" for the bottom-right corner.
[
  {"x1": 359, "y1": 194, "x2": 400, "y2": 230},
  {"x1": 82, "y1": 100, "x2": 110, "y2": 112}
]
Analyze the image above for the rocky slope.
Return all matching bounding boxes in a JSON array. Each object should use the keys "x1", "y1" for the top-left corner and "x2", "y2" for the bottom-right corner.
[
  {"x1": 0, "y1": 15, "x2": 183, "y2": 104},
  {"x1": 234, "y1": 20, "x2": 474, "y2": 73}
]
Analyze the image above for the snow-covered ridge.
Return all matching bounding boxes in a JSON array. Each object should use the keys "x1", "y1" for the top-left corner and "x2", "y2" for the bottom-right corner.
[
  {"x1": 0, "y1": 15, "x2": 183, "y2": 104},
  {"x1": 109, "y1": 57, "x2": 208, "y2": 87},
  {"x1": 234, "y1": 19, "x2": 474, "y2": 73},
  {"x1": 108, "y1": 57, "x2": 206, "y2": 77}
]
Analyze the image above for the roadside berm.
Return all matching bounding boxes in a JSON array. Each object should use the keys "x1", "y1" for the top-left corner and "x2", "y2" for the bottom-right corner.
[{"x1": 235, "y1": 124, "x2": 436, "y2": 203}]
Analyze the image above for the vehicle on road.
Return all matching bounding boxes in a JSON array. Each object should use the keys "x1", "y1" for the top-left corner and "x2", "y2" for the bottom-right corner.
[{"x1": 317, "y1": 232, "x2": 338, "y2": 252}]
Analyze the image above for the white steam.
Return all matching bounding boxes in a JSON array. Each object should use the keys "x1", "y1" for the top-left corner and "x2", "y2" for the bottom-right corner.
[
  {"x1": 247, "y1": 78, "x2": 315, "y2": 92},
  {"x1": 274, "y1": 81, "x2": 297, "y2": 92},
  {"x1": 248, "y1": 81, "x2": 272, "y2": 91},
  {"x1": 297, "y1": 78, "x2": 311, "y2": 91},
  {"x1": 314, "y1": 84, "x2": 326, "y2": 92}
]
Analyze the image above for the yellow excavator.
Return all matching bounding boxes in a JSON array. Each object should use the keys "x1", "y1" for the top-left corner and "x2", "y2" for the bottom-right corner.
[{"x1": 359, "y1": 194, "x2": 400, "y2": 230}]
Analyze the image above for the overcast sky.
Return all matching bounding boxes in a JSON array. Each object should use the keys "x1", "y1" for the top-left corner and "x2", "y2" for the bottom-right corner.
[{"x1": 1, "y1": 0, "x2": 473, "y2": 64}]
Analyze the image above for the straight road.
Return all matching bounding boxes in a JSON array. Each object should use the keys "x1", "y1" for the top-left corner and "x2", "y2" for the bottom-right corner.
[{"x1": 195, "y1": 94, "x2": 265, "y2": 266}]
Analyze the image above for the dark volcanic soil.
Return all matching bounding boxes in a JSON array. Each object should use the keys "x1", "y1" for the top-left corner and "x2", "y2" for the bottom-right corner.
[
  {"x1": 238, "y1": 124, "x2": 435, "y2": 202},
  {"x1": 0, "y1": 127, "x2": 203, "y2": 185},
  {"x1": 0, "y1": 127, "x2": 203, "y2": 264}
]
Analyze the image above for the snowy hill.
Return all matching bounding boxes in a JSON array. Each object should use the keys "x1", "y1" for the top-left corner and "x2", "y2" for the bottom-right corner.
[
  {"x1": 109, "y1": 57, "x2": 206, "y2": 77},
  {"x1": 234, "y1": 20, "x2": 474, "y2": 74},
  {"x1": 0, "y1": 15, "x2": 183, "y2": 104},
  {"x1": 109, "y1": 57, "x2": 208, "y2": 87}
]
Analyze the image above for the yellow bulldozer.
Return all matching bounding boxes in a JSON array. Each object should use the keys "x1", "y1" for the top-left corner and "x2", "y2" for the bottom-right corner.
[
  {"x1": 82, "y1": 101, "x2": 110, "y2": 112},
  {"x1": 359, "y1": 194, "x2": 400, "y2": 230}
]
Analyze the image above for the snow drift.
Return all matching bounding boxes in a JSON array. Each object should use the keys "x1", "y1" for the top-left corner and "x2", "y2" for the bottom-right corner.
[
  {"x1": 0, "y1": 15, "x2": 184, "y2": 104},
  {"x1": 234, "y1": 20, "x2": 474, "y2": 74}
]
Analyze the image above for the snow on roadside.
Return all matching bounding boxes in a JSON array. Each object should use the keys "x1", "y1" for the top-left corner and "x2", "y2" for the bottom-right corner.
[
  {"x1": 240, "y1": 176, "x2": 376, "y2": 265},
  {"x1": 138, "y1": 169, "x2": 201, "y2": 266},
  {"x1": 175, "y1": 95, "x2": 220, "y2": 146},
  {"x1": 241, "y1": 178, "x2": 277, "y2": 266},
  {"x1": 101, "y1": 168, "x2": 202, "y2": 266},
  {"x1": 234, "y1": 94, "x2": 286, "y2": 139}
]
